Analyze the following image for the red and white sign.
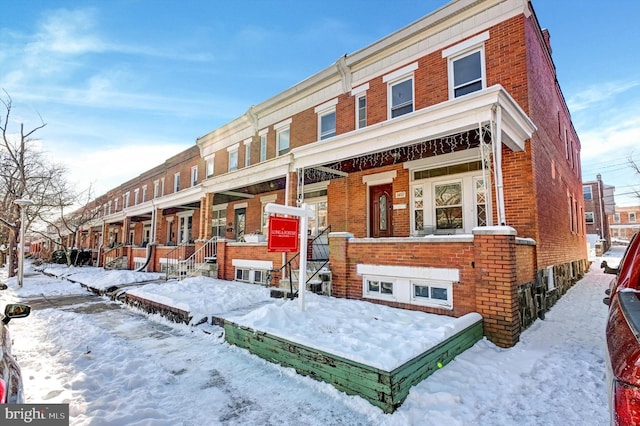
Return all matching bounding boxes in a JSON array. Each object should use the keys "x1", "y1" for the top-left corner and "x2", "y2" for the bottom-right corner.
[{"x1": 268, "y1": 216, "x2": 300, "y2": 253}]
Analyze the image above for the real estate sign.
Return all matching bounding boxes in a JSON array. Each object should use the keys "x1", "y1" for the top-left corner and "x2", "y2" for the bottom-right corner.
[{"x1": 268, "y1": 216, "x2": 300, "y2": 253}]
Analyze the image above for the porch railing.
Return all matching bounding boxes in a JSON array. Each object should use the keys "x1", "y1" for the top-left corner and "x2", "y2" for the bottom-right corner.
[
  {"x1": 103, "y1": 244, "x2": 125, "y2": 269},
  {"x1": 164, "y1": 242, "x2": 196, "y2": 279},
  {"x1": 178, "y1": 236, "x2": 218, "y2": 279}
]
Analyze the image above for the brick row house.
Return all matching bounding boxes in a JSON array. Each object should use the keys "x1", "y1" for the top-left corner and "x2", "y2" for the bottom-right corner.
[
  {"x1": 43, "y1": 0, "x2": 587, "y2": 348},
  {"x1": 609, "y1": 206, "x2": 640, "y2": 241},
  {"x1": 583, "y1": 173, "x2": 614, "y2": 251}
]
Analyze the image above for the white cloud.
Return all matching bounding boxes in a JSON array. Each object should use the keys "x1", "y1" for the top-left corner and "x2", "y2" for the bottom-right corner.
[{"x1": 567, "y1": 80, "x2": 640, "y2": 112}]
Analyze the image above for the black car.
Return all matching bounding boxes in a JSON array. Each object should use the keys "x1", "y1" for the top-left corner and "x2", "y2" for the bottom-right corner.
[{"x1": 0, "y1": 303, "x2": 31, "y2": 403}]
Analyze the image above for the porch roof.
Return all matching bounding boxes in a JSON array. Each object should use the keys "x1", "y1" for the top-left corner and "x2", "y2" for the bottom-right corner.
[{"x1": 291, "y1": 85, "x2": 536, "y2": 170}]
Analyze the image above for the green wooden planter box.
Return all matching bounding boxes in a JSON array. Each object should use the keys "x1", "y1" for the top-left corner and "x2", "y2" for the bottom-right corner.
[{"x1": 218, "y1": 316, "x2": 483, "y2": 413}]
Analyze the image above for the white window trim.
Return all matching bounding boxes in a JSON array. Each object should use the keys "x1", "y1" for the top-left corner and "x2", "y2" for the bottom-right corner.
[
  {"x1": 191, "y1": 165, "x2": 198, "y2": 186},
  {"x1": 317, "y1": 107, "x2": 336, "y2": 141},
  {"x1": 353, "y1": 84, "x2": 369, "y2": 130},
  {"x1": 244, "y1": 137, "x2": 252, "y2": 167},
  {"x1": 205, "y1": 154, "x2": 215, "y2": 178},
  {"x1": 358, "y1": 264, "x2": 457, "y2": 310},
  {"x1": 228, "y1": 143, "x2": 239, "y2": 172},
  {"x1": 259, "y1": 131, "x2": 268, "y2": 162},
  {"x1": 276, "y1": 126, "x2": 290, "y2": 157},
  {"x1": 446, "y1": 40, "x2": 487, "y2": 99},
  {"x1": 174, "y1": 172, "x2": 180, "y2": 192},
  {"x1": 442, "y1": 31, "x2": 489, "y2": 58}
]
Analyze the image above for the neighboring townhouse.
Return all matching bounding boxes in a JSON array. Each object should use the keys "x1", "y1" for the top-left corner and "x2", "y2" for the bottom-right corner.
[
  {"x1": 609, "y1": 206, "x2": 640, "y2": 241},
  {"x1": 53, "y1": 0, "x2": 587, "y2": 348},
  {"x1": 583, "y1": 174, "x2": 614, "y2": 250}
]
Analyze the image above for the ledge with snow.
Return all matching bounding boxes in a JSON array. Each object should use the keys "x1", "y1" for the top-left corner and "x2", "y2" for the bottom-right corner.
[{"x1": 213, "y1": 294, "x2": 483, "y2": 413}]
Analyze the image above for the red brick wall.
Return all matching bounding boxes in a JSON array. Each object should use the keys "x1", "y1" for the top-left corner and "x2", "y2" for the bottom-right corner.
[{"x1": 516, "y1": 242, "x2": 537, "y2": 285}]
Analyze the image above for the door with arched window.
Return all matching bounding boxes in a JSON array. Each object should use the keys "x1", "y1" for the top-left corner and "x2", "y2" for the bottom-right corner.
[{"x1": 369, "y1": 184, "x2": 393, "y2": 238}]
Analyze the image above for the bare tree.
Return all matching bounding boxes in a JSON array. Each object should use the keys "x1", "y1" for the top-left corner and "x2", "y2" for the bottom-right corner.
[
  {"x1": 0, "y1": 90, "x2": 70, "y2": 275},
  {"x1": 32, "y1": 182, "x2": 101, "y2": 266}
]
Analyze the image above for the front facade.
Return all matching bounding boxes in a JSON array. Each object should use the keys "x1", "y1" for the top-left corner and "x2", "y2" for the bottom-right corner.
[
  {"x1": 48, "y1": 0, "x2": 587, "y2": 348},
  {"x1": 609, "y1": 206, "x2": 640, "y2": 241},
  {"x1": 583, "y1": 174, "x2": 614, "y2": 250}
]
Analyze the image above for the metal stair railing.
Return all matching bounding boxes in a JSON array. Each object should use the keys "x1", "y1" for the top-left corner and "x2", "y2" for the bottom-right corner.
[
  {"x1": 179, "y1": 236, "x2": 218, "y2": 279},
  {"x1": 267, "y1": 225, "x2": 332, "y2": 297}
]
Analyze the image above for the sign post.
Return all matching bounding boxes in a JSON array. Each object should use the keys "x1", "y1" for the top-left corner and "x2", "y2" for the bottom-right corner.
[{"x1": 265, "y1": 203, "x2": 313, "y2": 311}]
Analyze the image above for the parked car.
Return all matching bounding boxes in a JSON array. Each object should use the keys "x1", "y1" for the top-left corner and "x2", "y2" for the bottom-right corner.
[
  {"x1": 604, "y1": 232, "x2": 640, "y2": 425},
  {"x1": 0, "y1": 303, "x2": 31, "y2": 404}
]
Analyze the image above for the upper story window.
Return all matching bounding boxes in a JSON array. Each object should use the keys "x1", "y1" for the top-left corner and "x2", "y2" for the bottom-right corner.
[
  {"x1": 443, "y1": 31, "x2": 488, "y2": 99},
  {"x1": 123, "y1": 192, "x2": 130, "y2": 209},
  {"x1": 174, "y1": 172, "x2": 180, "y2": 192},
  {"x1": 228, "y1": 143, "x2": 239, "y2": 172},
  {"x1": 153, "y1": 180, "x2": 160, "y2": 198},
  {"x1": 134, "y1": 189, "x2": 139, "y2": 205},
  {"x1": 315, "y1": 98, "x2": 338, "y2": 141},
  {"x1": 583, "y1": 186, "x2": 593, "y2": 201},
  {"x1": 585, "y1": 212, "x2": 594, "y2": 224},
  {"x1": 259, "y1": 130, "x2": 267, "y2": 162},
  {"x1": 114, "y1": 198, "x2": 119, "y2": 212},
  {"x1": 614, "y1": 213, "x2": 621, "y2": 223},
  {"x1": 205, "y1": 155, "x2": 214, "y2": 178},
  {"x1": 631, "y1": 212, "x2": 637, "y2": 223},
  {"x1": 274, "y1": 118, "x2": 291, "y2": 156},
  {"x1": 142, "y1": 186, "x2": 147, "y2": 203},
  {"x1": 352, "y1": 83, "x2": 369, "y2": 130},
  {"x1": 191, "y1": 166, "x2": 198, "y2": 187},
  {"x1": 383, "y1": 63, "x2": 417, "y2": 119},
  {"x1": 244, "y1": 138, "x2": 252, "y2": 167}
]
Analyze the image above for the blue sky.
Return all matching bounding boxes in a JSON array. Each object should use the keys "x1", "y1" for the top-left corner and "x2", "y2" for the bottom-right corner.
[{"x1": 1, "y1": 0, "x2": 639, "y2": 206}]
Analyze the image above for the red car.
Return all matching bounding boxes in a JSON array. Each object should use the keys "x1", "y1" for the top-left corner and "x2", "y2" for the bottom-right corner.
[{"x1": 605, "y1": 232, "x2": 640, "y2": 425}]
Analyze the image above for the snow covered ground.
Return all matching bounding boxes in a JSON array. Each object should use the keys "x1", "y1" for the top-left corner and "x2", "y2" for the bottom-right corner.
[{"x1": 0, "y1": 247, "x2": 623, "y2": 425}]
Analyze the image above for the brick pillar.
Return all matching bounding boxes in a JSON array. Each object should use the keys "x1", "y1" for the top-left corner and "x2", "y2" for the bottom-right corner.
[
  {"x1": 328, "y1": 232, "x2": 353, "y2": 298},
  {"x1": 473, "y1": 226, "x2": 520, "y2": 348},
  {"x1": 288, "y1": 171, "x2": 299, "y2": 206},
  {"x1": 200, "y1": 193, "x2": 214, "y2": 240},
  {"x1": 216, "y1": 239, "x2": 228, "y2": 280}
]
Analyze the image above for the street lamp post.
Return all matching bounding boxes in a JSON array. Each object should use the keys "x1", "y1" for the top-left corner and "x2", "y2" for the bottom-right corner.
[{"x1": 14, "y1": 199, "x2": 34, "y2": 288}]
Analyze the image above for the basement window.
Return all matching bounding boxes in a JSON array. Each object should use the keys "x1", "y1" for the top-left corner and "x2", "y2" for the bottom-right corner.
[
  {"x1": 411, "y1": 280, "x2": 453, "y2": 309},
  {"x1": 235, "y1": 268, "x2": 267, "y2": 285}
]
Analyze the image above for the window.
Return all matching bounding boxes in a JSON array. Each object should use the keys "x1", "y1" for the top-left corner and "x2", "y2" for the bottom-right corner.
[
  {"x1": 134, "y1": 189, "x2": 139, "y2": 205},
  {"x1": 411, "y1": 158, "x2": 489, "y2": 235},
  {"x1": 153, "y1": 180, "x2": 160, "y2": 198},
  {"x1": 205, "y1": 155, "x2": 214, "y2": 178},
  {"x1": 365, "y1": 278, "x2": 394, "y2": 297},
  {"x1": 583, "y1": 185, "x2": 593, "y2": 201},
  {"x1": 235, "y1": 268, "x2": 250, "y2": 282},
  {"x1": 124, "y1": 192, "x2": 130, "y2": 208},
  {"x1": 114, "y1": 198, "x2": 119, "y2": 212},
  {"x1": 585, "y1": 212, "x2": 595, "y2": 224},
  {"x1": 319, "y1": 109, "x2": 336, "y2": 140},
  {"x1": 383, "y1": 62, "x2": 417, "y2": 119},
  {"x1": 451, "y1": 50, "x2": 483, "y2": 97},
  {"x1": 259, "y1": 132, "x2": 267, "y2": 162},
  {"x1": 235, "y1": 268, "x2": 266, "y2": 284},
  {"x1": 411, "y1": 280, "x2": 453, "y2": 309},
  {"x1": 631, "y1": 213, "x2": 637, "y2": 223},
  {"x1": 614, "y1": 213, "x2": 621, "y2": 223},
  {"x1": 356, "y1": 94, "x2": 367, "y2": 129},
  {"x1": 191, "y1": 166, "x2": 198, "y2": 187},
  {"x1": 435, "y1": 182, "x2": 463, "y2": 230},
  {"x1": 142, "y1": 186, "x2": 147, "y2": 203},
  {"x1": 174, "y1": 172, "x2": 180, "y2": 192},
  {"x1": 277, "y1": 128, "x2": 290, "y2": 156},
  {"x1": 389, "y1": 77, "x2": 414, "y2": 118},
  {"x1": 227, "y1": 143, "x2": 240, "y2": 172},
  {"x1": 212, "y1": 207, "x2": 227, "y2": 238},
  {"x1": 244, "y1": 139, "x2": 251, "y2": 167},
  {"x1": 443, "y1": 32, "x2": 488, "y2": 99}
]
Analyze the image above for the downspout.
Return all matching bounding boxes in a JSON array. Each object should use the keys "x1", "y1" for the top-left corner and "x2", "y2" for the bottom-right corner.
[
  {"x1": 597, "y1": 174, "x2": 604, "y2": 240},
  {"x1": 492, "y1": 104, "x2": 506, "y2": 225}
]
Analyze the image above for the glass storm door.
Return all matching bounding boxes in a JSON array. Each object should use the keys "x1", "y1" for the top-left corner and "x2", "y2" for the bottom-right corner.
[
  {"x1": 369, "y1": 184, "x2": 393, "y2": 238},
  {"x1": 234, "y1": 208, "x2": 246, "y2": 241}
]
